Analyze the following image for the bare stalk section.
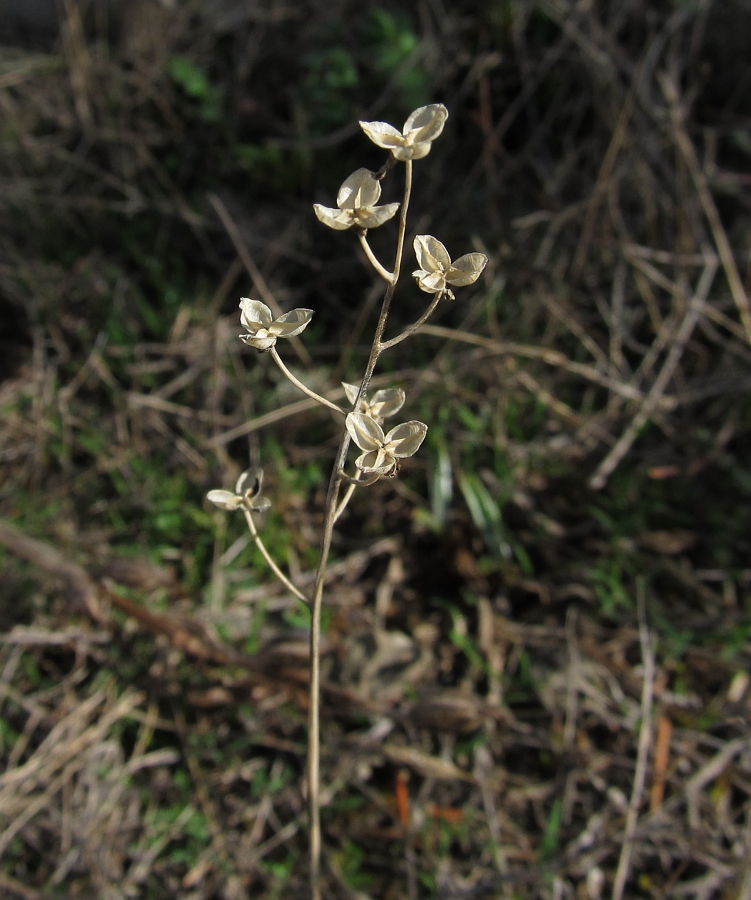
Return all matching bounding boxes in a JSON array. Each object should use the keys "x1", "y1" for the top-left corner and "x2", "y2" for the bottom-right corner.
[{"x1": 205, "y1": 104, "x2": 487, "y2": 900}]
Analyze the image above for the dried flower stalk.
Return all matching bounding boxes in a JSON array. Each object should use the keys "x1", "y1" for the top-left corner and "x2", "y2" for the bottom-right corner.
[{"x1": 205, "y1": 102, "x2": 487, "y2": 900}]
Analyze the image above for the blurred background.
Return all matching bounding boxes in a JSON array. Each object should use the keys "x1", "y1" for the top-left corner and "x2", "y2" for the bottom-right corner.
[{"x1": 2, "y1": 1, "x2": 751, "y2": 898}]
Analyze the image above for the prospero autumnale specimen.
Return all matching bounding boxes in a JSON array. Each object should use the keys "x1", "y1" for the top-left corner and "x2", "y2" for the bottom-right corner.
[{"x1": 207, "y1": 103, "x2": 487, "y2": 899}]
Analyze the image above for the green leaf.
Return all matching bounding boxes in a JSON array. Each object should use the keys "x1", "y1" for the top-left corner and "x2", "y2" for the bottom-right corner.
[
  {"x1": 539, "y1": 797, "x2": 563, "y2": 862},
  {"x1": 458, "y1": 471, "x2": 513, "y2": 561},
  {"x1": 168, "y1": 56, "x2": 223, "y2": 121},
  {"x1": 430, "y1": 441, "x2": 453, "y2": 526},
  {"x1": 366, "y1": 10, "x2": 430, "y2": 109},
  {"x1": 168, "y1": 56, "x2": 212, "y2": 99}
]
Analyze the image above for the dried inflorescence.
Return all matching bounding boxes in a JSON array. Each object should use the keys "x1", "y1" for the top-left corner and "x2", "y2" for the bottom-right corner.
[
  {"x1": 207, "y1": 467, "x2": 271, "y2": 512},
  {"x1": 412, "y1": 235, "x2": 487, "y2": 299},
  {"x1": 345, "y1": 411, "x2": 427, "y2": 477},
  {"x1": 238, "y1": 298, "x2": 313, "y2": 351},
  {"x1": 314, "y1": 168, "x2": 399, "y2": 231},
  {"x1": 209, "y1": 103, "x2": 488, "y2": 506},
  {"x1": 360, "y1": 103, "x2": 448, "y2": 160},
  {"x1": 342, "y1": 383, "x2": 405, "y2": 422},
  {"x1": 203, "y1": 100, "x2": 488, "y2": 900}
]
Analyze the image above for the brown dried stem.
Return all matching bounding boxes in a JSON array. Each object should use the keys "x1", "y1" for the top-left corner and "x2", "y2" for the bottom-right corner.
[
  {"x1": 660, "y1": 75, "x2": 751, "y2": 345},
  {"x1": 208, "y1": 192, "x2": 313, "y2": 366},
  {"x1": 589, "y1": 260, "x2": 718, "y2": 489},
  {"x1": 611, "y1": 579, "x2": 655, "y2": 900}
]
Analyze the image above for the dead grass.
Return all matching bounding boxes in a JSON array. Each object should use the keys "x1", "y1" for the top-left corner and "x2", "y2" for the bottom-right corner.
[{"x1": 1, "y1": 1, "x2": 751, "y2": 898}]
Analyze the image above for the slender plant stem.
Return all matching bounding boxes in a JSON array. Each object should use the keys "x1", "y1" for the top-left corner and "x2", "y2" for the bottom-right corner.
[
  {"x1": 333, "y1": 482, "x2": 357, "y2": 522},
  {"x1": 359, "y1": 160, "x2": 412, "y2": 397},
  {"x1": 333, "y1": 469, "x2": 378, "y2": 521},
  {"x1": 335, "y1": 469, "x2": 378, "y2": 487},
  {"x1": 306, "y1": 449, "x2": 343, "y2": 900},
  {"x1": 307, "y1": 159, "x2": 413, "y2": 900},
  {"x1": 358, "y1": 232, "x2": 394, "y2": 283},
  {"x1": 379, "y1": 290, "x2": 444, "y2": 351},
  {"x1": 611, "y1": 579, "x2": 654, "y2": 900},
  {"x1": 242, "y1": 509, "x2": 310, "y2": 605},
  {"x1": 270, "y1": 348, "x2": 345, "y2": 415}
]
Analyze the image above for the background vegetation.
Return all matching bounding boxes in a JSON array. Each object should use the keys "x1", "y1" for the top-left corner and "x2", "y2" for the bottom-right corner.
[{"x1": 1, "y1": 1, "x2": 751, "y2": 898}]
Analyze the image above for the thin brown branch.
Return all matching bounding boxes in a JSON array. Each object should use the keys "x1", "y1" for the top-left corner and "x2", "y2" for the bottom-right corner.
[
  {"x1": 611, "y1": 579, "x2": 655, "y2": 900},
  {"x1": 204, "y1": 371, "x2": 414, "y2": 450},
  {"x1": 571, "y1": 86, "x2": 635, "y2": 279},
  {"x1": 207, "y1": 192, "x2": 313, "y2": 366},
  {"x1": 0, "y1": 519, "x2": 102, "y2": 621},
  {"x1": 418, "y1": 324, "x2": 658, "y2": 404},
  {"x1": 661, "y1": 75, "x2": 751, "y2": 344},
  {"x1": 589, "y1": 260, "x2": 718, "y2": 489}
]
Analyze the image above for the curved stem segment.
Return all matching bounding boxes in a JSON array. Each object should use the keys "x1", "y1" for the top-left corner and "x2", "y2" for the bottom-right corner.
[
  {"x1": 270, "y1": 348, "x2": 345, "y2": 415},
  {"x1": 333, "y1": 482, "x2": 358, "y2": 522},
  {"x1": 358, "y1": 232, "x2": 394, "y2": 283},
  {"x1": 307, "y1": 160, "x2": 413, "y2": 900},
  {"x1": 242, "y1": 509, "x2": 309, "y2": 606},
  {"x1": 333, "y1": 469, "x2": 378, "y2": 521},
  {"x1": 379, "y1": 290, "x2": 443, "y2": 351}
]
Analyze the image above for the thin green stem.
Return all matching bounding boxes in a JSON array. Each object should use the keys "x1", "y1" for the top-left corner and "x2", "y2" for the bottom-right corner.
[
  {"x1": 307, "y1": 159, "x2": 413, "y2": 900},
  {"x1": 242, "y1": 509, "x2": 309, "y2": 606},
  {"x1": 270, "y1": 348, "x2": 345, "y2": 415},
  {"x1": 358, "y1": 232, "x2": 394, "y2": 283},
  {"x1": 379, "y1": 290, "x2": 443, "y2": 351}
]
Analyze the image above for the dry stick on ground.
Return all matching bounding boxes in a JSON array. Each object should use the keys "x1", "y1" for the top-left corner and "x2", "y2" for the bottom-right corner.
[
  {"x1": 0, "y1": 520, "x2": 401, "y2": 726},
  {"x1": 607, "y1": 258, "x2": 629, "y2": 378},
  {"x1": 650, "y1": 714, "x2": 672, "y2": 812},
  {"x1": 208, "y1": 191, "x2": 313, "y2": 366},
  {"x1": 563, "y1": 606, "x2": 581, "y2": 750},
  {"x1": 660, "y1": 74, "x2": 751, "y2": 346},
  {"x1": 626, "y1": 250, "x2": 747, "y2": 346},
  {"x1": 685, "y1": 736, "x2": 751, "y2": 830},
  {"x1": 0, "y1": 873, "x2": 42, "y2": 900},
  {"x1": 611, "y1": 579, "x2": 655, "y2": 900},
  {"x1": 570, "y1": 87, "x2": 635, "y2": 280},
  {"x1": 604, "y1": 175, "x2": 719, "y2": 442},
  {"x1": 0, "y1": 518, "x2": 254, "y2": 667},
  {"x1": 203, "y1": 371, "x2": 413, "y2": 450},
  {"x1": 514, "y1": 369, "x2": 615, "y2": 446},
  {"x1": 204, "y1": 396, "x2": 330, "y2": 449},
  {"x1": 474, "y1": 743, "x2": 510, "y2": 894},
  {"x1": 418, "y1": 326, "x2": 636, "y2": 400},
  {"x1": 0, "y1": 690, "x2": 144, "y2": 856},
  {"x1": 589, "y1": 259, "x2": 718, "y2": 489},
  {"x1": 0, "y1": 520, "x2": 102, "y2": 621}
]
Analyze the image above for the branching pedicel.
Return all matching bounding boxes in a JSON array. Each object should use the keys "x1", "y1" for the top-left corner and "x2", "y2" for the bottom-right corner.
[{"x1": 207, "y1": 103, "x2": 487, "y2": 899}]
